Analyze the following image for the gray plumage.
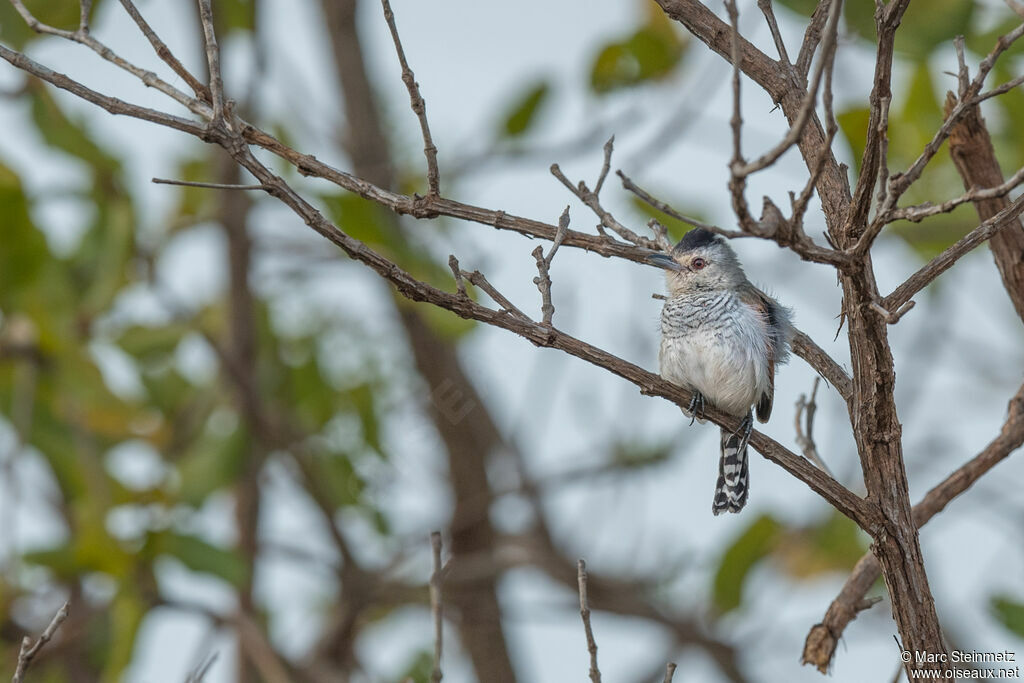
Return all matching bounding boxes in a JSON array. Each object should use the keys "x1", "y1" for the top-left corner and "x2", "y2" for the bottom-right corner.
[{"x1": 649, "y1": 229, "x2": 793, "y2": 515}]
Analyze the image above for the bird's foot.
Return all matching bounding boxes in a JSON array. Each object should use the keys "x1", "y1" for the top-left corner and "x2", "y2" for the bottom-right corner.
[
  {"x1": 730, "y1": 413, "x2": 753, "y2": 452},
  {"x1": 688, "y1": 391, "x2": 706, "y2": 425}
]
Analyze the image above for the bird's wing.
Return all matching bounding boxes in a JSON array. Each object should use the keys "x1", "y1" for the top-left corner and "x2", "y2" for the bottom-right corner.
[{"x1": 746, "y1": 288, "x2": 778, "y2": 424}]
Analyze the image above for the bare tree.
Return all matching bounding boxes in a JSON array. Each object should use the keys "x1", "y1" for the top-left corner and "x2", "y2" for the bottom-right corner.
[{"x1": 1, "y1": 0, "x2": 1023, "y2": 681}]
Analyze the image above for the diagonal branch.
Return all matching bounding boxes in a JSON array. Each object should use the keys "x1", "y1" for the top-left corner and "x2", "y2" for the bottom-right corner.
[
  {"x1": 196, "y1": 0, "x2": 225, "y2": 122},
  {"x1": 883, "y1": 194, "x2": 1024, "y2": 313},
  {"x1": 803, "y1": 383, "x2": 1024, "y2": 673}
]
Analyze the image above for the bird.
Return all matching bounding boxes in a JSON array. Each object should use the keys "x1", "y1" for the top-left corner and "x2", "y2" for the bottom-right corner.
[{"x1": 648, "y1": 228, "x2": 793, "y2": 515}]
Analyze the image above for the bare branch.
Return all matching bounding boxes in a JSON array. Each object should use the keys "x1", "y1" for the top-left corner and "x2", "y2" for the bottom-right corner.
[
  {"x1": 790, "y1": 331, "x2": 852, "y2": 401},
  {"x1": 594, "y1": 136, "x2": 614, "y2": 196},
  {"x1": 880, "y1": 21, "x2": 1024, "y2": 216},
  {"x1": 550, "y1": 162, "x2": 657, "y2": 249},
  {"x1": 380, "y1": 0, "x2": 440, "y2": 195},
  {"x1": 0, "y1": 44, "x2": 206, "y2": 137},
  {"x1": 734, "y1": 0, "x2": 841, "y2": 177},
  {"x1": 152, "y1": 177, "x2": 271, "y2": 191},
  {"x1": 757, "y1": 0, "x2": 792, "y2": 67},
  {"x1": 887, "y1": 163, "x2": 1024, "y2": 223},
  {"x1": 430, "y1": 531, "x2": 444, "y2": 683},
  {"x1": 794, "y1": 377, "x2": 832, "y2": 475},
  {"x1": 12, "y1": 602, "x2": 69, "y2": 683},
  {"x1": 804, "y1": 383, "x2": 1024, "y2": 672},
  {"x1": 617, "y1": 170, "x2": 748, "y2": 243},
  {"x1": 795, "y1": 0, "x2": 832, "y2": 80},
  {"x1": 664, "y1": 662, "x2": 678, "y2": 683},
  {"x1": 448, "y1": 255, "x2": 467, "y2": 297},
  {"x1": 118, "y1": 0, "x2": 210, "y2": 101},
  {"x1": 196, "y1": 0, "x2": 225, "y2": 122},
  {"x1": 79, "y1": 0, "x2": 93, "y2": 32},
  {"x1": 883, "y1": 194, "x2": 1024, "y2": 313},
  {"x1": 577, "y1": 559, "x2": 602, "y2": 683},
  {"x1": 0, "y1": 27, "x2": 870, "y2": 528},
  {"x1": 532, "y1": 206, "x2": 570, "y2": 325}
]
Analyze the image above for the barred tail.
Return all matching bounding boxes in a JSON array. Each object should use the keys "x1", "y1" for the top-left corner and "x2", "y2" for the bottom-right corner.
[{"x1": 713, "y1": 422, "x2": 750, "y2": 515}]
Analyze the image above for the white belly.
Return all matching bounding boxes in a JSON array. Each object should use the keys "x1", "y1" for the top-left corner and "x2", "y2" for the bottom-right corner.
[{"x1": 659, "y1": 307, "x2": 770, "y2": 416}]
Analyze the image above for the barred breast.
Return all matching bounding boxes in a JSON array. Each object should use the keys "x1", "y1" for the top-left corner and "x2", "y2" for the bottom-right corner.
[{"x1": 658, "y1": 292, "x2": 771, "y2": 417}]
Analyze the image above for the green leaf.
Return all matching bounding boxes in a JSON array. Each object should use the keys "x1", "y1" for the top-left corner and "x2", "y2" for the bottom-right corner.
[
  {"x1": 775, "y1": 0, "x2": 819, "y2": 17},
  {"x1": 590, "y1": 21, "x2": 685, "y2": 93},
  {"x1": 117, "y1": 323, "x2": 189, "y2": 363},
  {"x1": 712, "y1": 514, "x2": 782, "y2": 614},
  {"x1": 320, "y1": 193, "x2": 395, "y2": 248},
  {"x1": 310, "y1": 450, "x2": 365, "y2": 507},
  {"x1": 837, "y1": 106, "x2": 870, "y2": 173},
  {"x1": 0, "y1": 164, "x2": 47, "y2": 306},
  {"x1": 153, "y1": 531, "x2": 247, "y2": 587},
  {"x1": 991, "y1": 595, "x2": 1024, "y2": 638},
  {"x1": 219, "y1": 0, "x2": 255, "y2": 34},
  {"x1": 176, "y1": 420, "x2": 249, "y2": 506},
  {"x1": 501, "y1": 81, "x2": 550, "y2": 138},
  {"x1": 347, "y1": 382, "x2": 380, "y2": 452},
  {"x1": 28, "y1": 81, "x2": 120, "y2": 174},
  {"x1": 0, "y1": 1, "x2": 97, "y2": 50},
  {"x1": 629, "y1": 196, "x2": 710, "y2": 243},
  {"x1": 898, "y1": 0, "x2": 974, "y2": 59},
  {"x1": 844, "y1": 0, "x2": 974, "y2": 58},
  {"x1": 104, "y1": 588, "x2": 146, "y2": 681},
  {"x1": 774, "y1": 511, "x2": 868, "y2": 578},
  {"x1": 966, "y1": 17, "x2": 1024, "y2": 59}
]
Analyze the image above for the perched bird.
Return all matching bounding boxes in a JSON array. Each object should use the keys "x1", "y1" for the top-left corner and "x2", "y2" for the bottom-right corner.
[{"x1": 648, "y1": 229, "x2": 793, "y2": 515}]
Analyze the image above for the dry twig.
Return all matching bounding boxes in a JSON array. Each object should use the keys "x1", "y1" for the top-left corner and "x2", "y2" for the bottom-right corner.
[
  {"x1": 380, "y1": 0, "x2": 440, "y2": 195},
  {"x1": 430, "y1": 531, "x2": 444, "y2": 683},
  {"x1": 577, "y1": 560, "x2": 602, "y2": 683},
  {"x1": 12, "y1": 602, "x2": 69, "y2": 683}
]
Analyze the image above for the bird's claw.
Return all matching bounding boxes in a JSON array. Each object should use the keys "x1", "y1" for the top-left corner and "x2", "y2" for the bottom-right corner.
[{"x1": 688, "y1": 391, "x2": 706, "y2": 425}]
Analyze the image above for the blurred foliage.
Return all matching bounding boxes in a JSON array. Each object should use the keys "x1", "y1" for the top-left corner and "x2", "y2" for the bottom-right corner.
[
  {"x1": 590, "y1": 4, "x2": 687, "y2": 93},
  {"x1": 500, "y1": 81, "x2": 551, "y2": 138},
  {"x1": 712, "y1": 511, "x2": 869, "y2": 614},
  {"x1": 991, "y1": 595, "x2": 1024, "y2": 639},
  {"x1": 1, "y1": 0, "x2": 1022, "y2": 678}
]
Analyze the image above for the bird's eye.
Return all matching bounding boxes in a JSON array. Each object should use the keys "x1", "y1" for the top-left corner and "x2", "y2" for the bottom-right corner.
[{"x1": 691, "y1": 257, "x2": 707, "y2": 270}]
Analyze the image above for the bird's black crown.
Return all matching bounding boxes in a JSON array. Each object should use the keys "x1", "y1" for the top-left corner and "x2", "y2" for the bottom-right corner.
[{"x1": 672, "y1": 228, "x2": 720, "y2": 254}]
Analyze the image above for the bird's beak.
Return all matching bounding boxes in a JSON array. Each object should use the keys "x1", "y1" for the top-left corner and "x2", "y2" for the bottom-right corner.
[{"x1": 646, "y1": 253, "x2": 685, "y2": 272}]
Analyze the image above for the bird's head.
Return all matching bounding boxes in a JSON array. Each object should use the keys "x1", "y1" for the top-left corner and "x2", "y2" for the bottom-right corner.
[{"x1": 646, "y1": 228, "x2": 746, "y2": 296}]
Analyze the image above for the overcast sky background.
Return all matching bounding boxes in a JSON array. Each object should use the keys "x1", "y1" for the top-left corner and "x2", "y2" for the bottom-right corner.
[{"x1": 1, "y1": 0, "x2": 1022, "y2": 681}]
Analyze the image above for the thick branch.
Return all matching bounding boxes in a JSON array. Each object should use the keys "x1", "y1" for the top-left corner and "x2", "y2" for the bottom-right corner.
[{"x1": 803, "y1": 383, "x2": 1024, "y2": 672}]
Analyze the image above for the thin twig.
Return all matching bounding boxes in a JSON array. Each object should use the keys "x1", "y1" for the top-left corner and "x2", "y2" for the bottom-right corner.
[
  {"x1": 758, "y1": 0, "x2": 792, "y2": 67},
  {"x1": 12, "y1": 602, "x2": 69, "y2": 683},
  {"x1": 617, "y1": 171, "x2": 744, "y2": 239},
  {"x1": 593, "y1": 136, "x2": 615, "y2": 196},
  {"x1": 462, "y1": 270, "x2": 529, "y2": 321},
  {"x1": 884, "y1": 194, "x2": 1024, "y2": 311},
  {"x1": 118, "y1": 0, "x2": 210, "y2": 100},
  {"x1": 152, "y1": 177, "x2": 271, "y2": 191},
  {"x1": 381, "y1": 0, "x2": 440, "y2": 195},
  {"x1": 577, "y1": 559, "x2": 602, "y2": 683},
  {"x1": 550, "y1": 163, "x2": 656, "y2": 248},
  {"x1": 795, "y1": 0, "x2": 832, "y2": 80},
  {"x1": 184, "y1": 653, "x2": 219, "y2": 683},
  {"x1": 664, "y1": 662, "x2": 678, "y2": 683},
  {"x1": 794, "y1": 377, "x2": 832, "y2": 475},
  {"x1": 429, "y1": 531, "x2": 443, "y2": 683},
  {"x1": 196, "y1": 0, "x2": 225, "y2": 122},
  {"x1": 735, "y1": 0, "x2": 841, "y2": 177},
  {"x1": 532, "y1": 206, "x2": 570, "y2": 325},
  {"x1": 448, "y1": 255, "x2": 467, "y2": 297},
  {"x1": 888, "y1": 163, "x2": 1024, "y2": 223},
  {"x1": 79, "y1": 0, "x2": 93, "y2": 32}
]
